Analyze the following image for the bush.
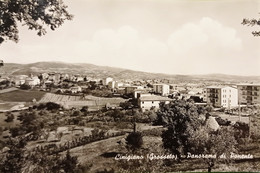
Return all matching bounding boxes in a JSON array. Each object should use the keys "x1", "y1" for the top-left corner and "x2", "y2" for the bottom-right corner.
[
  {"x1": 46, "y1": 102, "x2": 61, "y2": 110},
  {"x1": 125, "y1": 132, "x2": 143, "y2": 152},
  {"x1": 5, "y1": 114, "x2": 15, "y2": 122},
  {"x1": 20, "y1": 84, "x2": 31, "y2": 90}
]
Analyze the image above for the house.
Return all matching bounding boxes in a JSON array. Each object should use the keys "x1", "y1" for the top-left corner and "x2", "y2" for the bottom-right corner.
[
  {"x1": 153, "y1": 84, "x2": 170, "y2": 96},
  {"x1": 13, "y1": 75, "x2": 27, "y2": 86},
  {"x1": 115, "y1": 82, "x2": 124, "y2": 88},
  {"x1": 48, "y1": 73, "x2": 61, "y2": 83},
  {"x1": 138, "y1": 94, "x2": 172, "y2": 111},
  {"x1": 102, "y1": 77, "x2": 113, "y2": 86},
  {"x1": 76, "y1": 76, "x2": 84, "y2": 82},
  {"x1": 70, "y1": 86, "x2": 82, "y2": 93},
  {"x1": 237, "y1": 83, "x2": 260, "y2": 105},
  {"x1": 205, "y1": 86, "x2": 238, "y2": 108},
  {"x1": 41, "y1": 73, "x2": 49, "y2": 80},
  {"x1": 25, "y1": 76, "x2": 40, "y2": 86}
]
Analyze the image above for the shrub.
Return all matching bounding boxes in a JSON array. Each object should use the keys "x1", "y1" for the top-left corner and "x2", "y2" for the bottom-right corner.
[
  {"x1": 125, "y1": 132, "x2": 143, "y2": 152},
  {"x1": 5, "y1": 114, "x2": 15, "y2": 122}
]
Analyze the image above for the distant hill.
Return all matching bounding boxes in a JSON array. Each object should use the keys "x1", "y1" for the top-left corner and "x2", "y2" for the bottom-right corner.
[{"x1": 1, "y1": 61, "x2": 260, "y2": 83}]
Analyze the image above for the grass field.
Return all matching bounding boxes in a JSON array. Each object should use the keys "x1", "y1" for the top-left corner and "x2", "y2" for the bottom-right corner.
[{"x1": 0, "y1": 89, "x2": 46, "y2": 102}]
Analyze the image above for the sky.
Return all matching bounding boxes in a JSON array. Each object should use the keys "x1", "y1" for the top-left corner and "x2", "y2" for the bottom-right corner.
[{"x1": 0, "y1": 0, "x2": 260, "y2": 76}]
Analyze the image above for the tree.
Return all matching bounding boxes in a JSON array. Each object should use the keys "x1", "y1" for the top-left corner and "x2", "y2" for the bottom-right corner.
[
  {"x1": 188, "y1": 126, "x2": 237, "y2": 172},
  {"x1": 159, "y1": 100, "x2": 237, "y2": 172},
  {"x1": 0, "y1": 0, "x2": 73, "y2": 44},
  {"x1": 0, "y1": 138, "x2": 27, "y2": 173},
  {"x1": 20, "y1": 84, "x2": 31, "y2": 90},
  {"x1": 60, "y1": 150, "x2": 78, "y2": 173},
  {"x1": 241, "y1": 16, "x2": 260, "y2": 36},
  {"x1": 125, "y1": 131, "x2": 143, "y2": 153}
]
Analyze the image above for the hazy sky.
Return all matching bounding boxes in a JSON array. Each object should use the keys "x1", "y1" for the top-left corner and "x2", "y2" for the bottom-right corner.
[{"x1": 1, "y1": 0, "x2": 260, "y2": 75}]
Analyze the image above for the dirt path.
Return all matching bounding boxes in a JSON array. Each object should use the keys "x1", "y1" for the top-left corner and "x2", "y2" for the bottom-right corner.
[{"x1": 0, "y1": 87, "x2": 18, "y2": 94}]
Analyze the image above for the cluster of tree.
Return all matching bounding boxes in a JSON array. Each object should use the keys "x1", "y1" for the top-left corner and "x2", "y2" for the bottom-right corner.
[
  {"x1": 36, "y1": 102, "x2": 61, "y2": 111},
  {"x1": 0, "y1": 138, "x2": 88, "y2": 173},
  {"x1": 156, "y1": 99, "x2": 238, "y2": 172},
  {"x1": 20, "y1": 84, "x2": 31, "y2": 90}
]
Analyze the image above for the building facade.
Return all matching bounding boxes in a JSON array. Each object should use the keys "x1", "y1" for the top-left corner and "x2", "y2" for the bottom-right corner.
[
  {"x1": 237, "y1": 84, "x2": 260, "y2": 105},
  {"x1": 153, "y1": 84, "x2": 170, "y2": 96},
  {"x1": 102, "y1": 77, "x2": 113, "y2": 86},
  {"x1": 206, "y1": 86, "x2": 238, "y2": 108},
  {"x1": 138, "y1": 94, "x2": 172, "y2": 111}
]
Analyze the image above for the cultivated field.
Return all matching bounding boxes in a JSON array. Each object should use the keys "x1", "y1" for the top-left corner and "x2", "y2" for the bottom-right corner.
[{"x1": 39, "y1": 93, "x2": 126, "y2": 110}]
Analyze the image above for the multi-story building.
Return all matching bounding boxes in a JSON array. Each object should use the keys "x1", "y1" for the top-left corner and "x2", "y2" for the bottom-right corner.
[
  {"x1": 102, "y1": 77, "x2": 113, "y2": 86},
  {"x1": 108, "y1": 81, "x2": 116, "y2": 89},
  {"x1": 153, "y1": 84, "x2": 170, "y2": 96},
  {"x1": 206, "y1": 86, "x2": 238, "y2": 108},
  {"x1": 237, "y1": 83, "x2": 260, "y2": 105}
]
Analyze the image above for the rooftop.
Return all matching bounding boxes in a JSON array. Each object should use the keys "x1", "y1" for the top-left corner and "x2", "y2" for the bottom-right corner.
[
  {"x1": 139, "y1": 95, "x2": 172, "y2": 101},
  {"x1": 237, "y1": 83, "x2": 260, "y2": 86}
]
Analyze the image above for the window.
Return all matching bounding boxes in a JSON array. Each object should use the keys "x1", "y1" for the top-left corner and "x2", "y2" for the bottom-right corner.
[
  {"x1": 152, "y1": 101, "x2": 154, "y2": 104},
  {"x1": 254, "y1": 97, "x2": 257, "y2": 99},
  {"x1": 142, "y1": 101, "x2": 144, "y2": 104}
]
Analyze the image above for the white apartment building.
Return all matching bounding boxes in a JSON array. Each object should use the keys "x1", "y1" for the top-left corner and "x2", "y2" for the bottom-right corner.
[
  {"x1": 102, "y1": 77, "x2": 113, "y2": 86},
  {"x1": 153, "y1": 84, "x2": 170, "y2": 96},
  {"x1": 206, "y1": 86, "x2": 238, "y2": 108},
  {"x1": 237, "y1": 83, "x2": 260, "y2": 105}
]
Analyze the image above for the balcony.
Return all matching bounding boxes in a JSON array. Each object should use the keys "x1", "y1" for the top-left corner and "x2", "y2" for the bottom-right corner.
[
  {"x1": 246, "y1": 96, "x2": 252, "y2": 101},
  {"x1": 246, "y1": 86, "x2": 253, "y2": 91},
  {"x1": 247, "y1": 92, "x2": 253, "y2": 96}
]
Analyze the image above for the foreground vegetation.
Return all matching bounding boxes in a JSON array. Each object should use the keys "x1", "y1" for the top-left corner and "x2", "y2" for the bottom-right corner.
[{"x1": 0, "y1": 99, "x2": 259, "y2": 172}]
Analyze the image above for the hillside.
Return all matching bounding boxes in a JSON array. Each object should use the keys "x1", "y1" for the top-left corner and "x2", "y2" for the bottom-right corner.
[{"x1": 1, "y1": 61, "x2": 260, "y2": 83}]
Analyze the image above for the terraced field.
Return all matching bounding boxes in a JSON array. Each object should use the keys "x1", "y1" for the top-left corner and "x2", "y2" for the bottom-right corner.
[{"x1": 39, "y1": 93, "x2": 126, "y2": 110}]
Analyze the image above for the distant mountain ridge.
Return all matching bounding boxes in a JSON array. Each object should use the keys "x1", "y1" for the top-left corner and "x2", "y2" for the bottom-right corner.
[{"x1": 1, "y1": 61, "x2": 260, "y2": 83}]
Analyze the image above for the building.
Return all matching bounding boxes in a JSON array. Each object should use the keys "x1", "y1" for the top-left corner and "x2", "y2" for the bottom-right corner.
[
  {"x1": 25, "y1": 76, "x2": 40, "y2": 86},
  {"x1": 102, "y1": 77, "x2": 113, "y2": 86},
  {"x1": 205, "y1": 86, "x2": 238, "y2": 108},
  {"x1": 13, "y1": 75, "x2": 28, "y2": 86},
  {"x1": 237, "y1": 83, "x2": 260, "y2": 105},
  {"x1": 138, "y1": 94, "x2": 172, "y2": 111},
  {"x1": 153, "y1": 84, "x2": 170, "y2": 96},
  {"x1": 70, "y1": 86, "x2": 82, "y2": 94},
  {"x1": 125, "y1": 86, "x2": 143, "y2": 95},
  {"x1": 134, "y1": 89, "x2": 149, "y2": 98},
  {"x1": 115, "y1": 82, "x2": 123, "y2": 88},
  {"x1": 108, "y1": 81, "x2": 116, "y2": 89}
]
